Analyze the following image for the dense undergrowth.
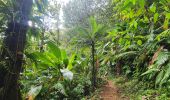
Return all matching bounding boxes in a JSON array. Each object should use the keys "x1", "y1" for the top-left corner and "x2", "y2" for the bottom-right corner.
[
  {"x1": 0, "y1": 0, "x2": 170, "y2": 99},
  {"x1": 112, "y1": 76, "x2": 170, "y2": 99}
]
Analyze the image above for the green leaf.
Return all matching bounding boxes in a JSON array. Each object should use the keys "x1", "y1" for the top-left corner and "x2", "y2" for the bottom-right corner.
[
  {"x1": 0, "y1": 0, "x2": 6, "y2": 7},
  {"x1": 139, "y1": 0, "x2": 145, "y2": 8},
  {"x1": 156, "y1": 52, "x2": 169, "y2": 66},
  {"x1": 155, "y1": 29, "x2": 170, "y2": 41},
  {"x1": 28, "y1": 52, "x2": 54, "y2": 67},
  {"x1": 63, "y1": 58, "x2": 69, "y2": 67},
  {"x1": 90, "y1": 16, "x2": 97, "y2": 35},
  {"x1": 67, "y1": 53, "x2": 76, "y2": 70},
  {"x1": 118, "y1": 38, "x2": 123, "y2": 44},
  {"x1": 47, "y1": 41, "x2": 61, "y2": 59},
  {"x1": 144, "y1": 16, "x2": 149, "y2": 23},
  {"x1": 154, "y1": 13, "x2": 159, "y2": 23},
  {"x1": 122, "y1": 0, "x2": 132, "y2": 10},
  {"x1": 141, "y1": 68, "x2": 159, "y2": 76},
  {"x1": 163, "y1": 18, "x2": 169, "y2": 29},
  {"x1": 155, "y1": 70, "x2": 164, "y2": 86},
  {"x1": 160, "y1": 64, "x2": 170, "y2": 86},
  {"x1": 165, "y1": 13, "x2": 170, "y2": 19},
  {"x1": 61, "y1": 49, "x2": 67, "y2": 60},
  {"x1": 134, "y1": 21, "x2": 138, "y2": 29},
  {"x1": 150, "y1": 3, "x2": 156, "y2": 13},
  {"x1": 131, "y1": 0, "x2": 136, "y2": 5},
  {"x1": 115, "y1": 51, "x2": 137, "y2": 60},
  {"x1": 163, "y1": 13, "x2": 170, "y2": 29},
  {"x1": 97, "y1": 24, "x2": 107, "y2": 34},
  {"x1": 130, "y1": 20, "x2": 138, "y2": 29},
  {"x1": 137, "y1": 40, "x2": 142, "y2": 45},
  {"x1": 28, "y1": 85, "x2": 42, "y2": 99}
]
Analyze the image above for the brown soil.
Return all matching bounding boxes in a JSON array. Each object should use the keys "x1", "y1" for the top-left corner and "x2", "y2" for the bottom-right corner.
[{"x1": 99, "y1": 80, "x2": 129, "y2": 100}]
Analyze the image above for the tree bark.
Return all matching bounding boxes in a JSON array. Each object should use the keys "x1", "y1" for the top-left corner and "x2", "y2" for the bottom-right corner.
[
  {"x1": 91, "y1": 41, "x2": 96, "y2": 91},
  {"x1": 0, "y1": 0, "x2": 33, "y2": 100}
]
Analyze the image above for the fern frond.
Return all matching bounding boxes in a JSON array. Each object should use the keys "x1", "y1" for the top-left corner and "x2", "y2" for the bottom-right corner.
[
  {"x1": 155, "y1": 70, "x2": 164, "y2": 86},
  {"x1": 155, "y1": 52, "x2": 169, "y2": 67},
  {"x1": 141, "y1": 68, "x2": 159, "y2": 76},
  {"x1": 114, "y1": 51, "x2": 137, "y2": 60},
  {"x1": 159, "y1": 63, "x2": 170, "y2": 87}
]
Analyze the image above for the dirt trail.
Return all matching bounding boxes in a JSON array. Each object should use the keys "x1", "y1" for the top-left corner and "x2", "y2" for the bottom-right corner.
[{"x1": 99, "y1": 80, "x2": 128, "y2": 100}]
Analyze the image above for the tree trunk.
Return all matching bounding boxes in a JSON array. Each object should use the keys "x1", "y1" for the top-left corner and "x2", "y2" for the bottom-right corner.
[
  {"x1": 0, "y1": 0, "x2": 33, "y2": 100},
  {"x1": 115, "y1": 61, "x2": 122, "y2": 76},
  {"x1": 91, "y1": 41, "x2": 96, "y2": 91},
  {"x1": 57, "y1": 20, "x2": 60, "y2": 45},
  {"x1": 57, "y1": 28, "x2": 60, "y2": 45},
  {"x1": 109, "y1": 61, "x2": 114, "y2": 74},
  {"x1": 40, "y1": 29, "x2": 45, "y2": 52}
]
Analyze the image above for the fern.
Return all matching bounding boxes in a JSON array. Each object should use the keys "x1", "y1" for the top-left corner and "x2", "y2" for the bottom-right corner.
[
  {"x1": 155, "y1": 52, "x2": 169, "y2": 67},
  {"x1": 141, "y1": 68, "x2": 159, "y2": 76},
  {"x1": 140, "y1": 49, "x2": 170, "y2": 88},
  {"x1": 155, "y1": 70, "x2": 164, "y2": 86},
  {"x1": 159, "y1": 64, "x2": 170, "y2": 87},
  {"x1": 114, "y1": 51, "x2": 137, "y2": 60}
]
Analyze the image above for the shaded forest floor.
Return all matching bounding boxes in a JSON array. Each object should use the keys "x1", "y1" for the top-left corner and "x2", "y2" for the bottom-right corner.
[
  {"x1": 89, "y1": 75, "x2": 170, "y2": 100},
  {"x1": 90, "y1": 78, "x2": 129, "y2": 100},
  {"x1": 91, "y1": 76, "x2": 170, "y2": 100}
]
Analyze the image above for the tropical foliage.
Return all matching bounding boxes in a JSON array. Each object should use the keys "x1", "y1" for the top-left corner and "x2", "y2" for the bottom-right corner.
[{"x1": 0, "y1": 0, "x2": 170, "y2": 99}]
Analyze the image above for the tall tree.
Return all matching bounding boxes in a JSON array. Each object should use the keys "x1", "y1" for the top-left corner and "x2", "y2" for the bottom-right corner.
[
  {"x1": 0, "y1": 0, "x2": 33, "y2": 99},
  {"x1": 75, "y1": 16, "x2": 106, "y2": 91}
]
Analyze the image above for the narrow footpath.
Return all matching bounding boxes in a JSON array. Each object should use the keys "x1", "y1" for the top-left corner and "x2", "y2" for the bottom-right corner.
[{"x1": 99, "y1": 80, "x2": 129, "y2": 100}]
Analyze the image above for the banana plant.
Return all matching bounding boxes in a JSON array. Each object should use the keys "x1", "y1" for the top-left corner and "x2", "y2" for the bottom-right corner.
[{"x1": 26, "y1": 41, "x2": 76, "y2": 70}]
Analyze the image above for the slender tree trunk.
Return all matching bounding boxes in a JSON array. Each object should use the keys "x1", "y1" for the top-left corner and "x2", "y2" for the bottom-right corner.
[
  {"x1": 91, "y1": 41, "x2": 96, "y2": 91},
  {"x1": 109, "y1": 61, "x2": 114, "y2": 74},
  {"x1": 40, "y1": 18, "x2": 45, "y2": 52},
  {"x1": 57, "y1": 20, "x2": 60, "y2": 45},
  {"x1": 40, "y1": 29, "x2": 45, "y2": 52},
  {"x1": 115, "y1": 60, "x2": 122, "y2": 76},
  {"x1": 0, "y1": 0, "x2": 33, "y2": 99},
  {"x1": 57, "y1": 28, "x2": 60, "y2": 45}
]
